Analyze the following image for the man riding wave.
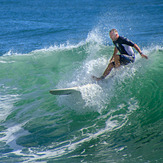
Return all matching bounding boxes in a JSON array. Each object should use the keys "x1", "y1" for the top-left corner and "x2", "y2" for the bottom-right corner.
[{"x1": 92, "y1": 29, "x2": 148, "y2": 81}]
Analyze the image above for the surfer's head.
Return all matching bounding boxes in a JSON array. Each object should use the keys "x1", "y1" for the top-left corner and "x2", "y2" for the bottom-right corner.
[{"x1": 109, "y1": 29, "x2": 119, "y2": 41}]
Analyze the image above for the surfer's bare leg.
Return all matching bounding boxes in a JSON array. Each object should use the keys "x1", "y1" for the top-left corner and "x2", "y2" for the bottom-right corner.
[
  {"x1": 92, "y1": 55, "x2": 121, "y2": 81},
  {"x1": 92, "y1": 62, "x2": 114, "y2": 81},
  {"x1": 102, "y1": 62, "x2": 114, "y2": 77},
  {"x1": 103, "y1": 55, "x2": 120, "y2": 76},
  {"x1": 113, "y1": 55, "x2": 120, "y2": 68}
]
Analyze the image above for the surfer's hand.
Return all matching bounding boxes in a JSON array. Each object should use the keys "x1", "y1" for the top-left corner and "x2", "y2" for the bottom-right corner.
[{"x1": 141, "y1": 53, "x2": 148, "y2": 59}]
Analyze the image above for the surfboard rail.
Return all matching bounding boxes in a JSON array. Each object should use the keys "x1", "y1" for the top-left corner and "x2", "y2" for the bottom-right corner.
[
  {"x1": 49, "y1": 84, "x2": 95, "y2": 95},
  {"x1": 49, "y1": 87, "x2": 80, "y2": 95}
]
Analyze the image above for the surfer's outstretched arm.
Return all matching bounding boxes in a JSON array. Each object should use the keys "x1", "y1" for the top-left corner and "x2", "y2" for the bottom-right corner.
[{"x1": 134, "y1": 44, "x2": 148, "y2": 59}]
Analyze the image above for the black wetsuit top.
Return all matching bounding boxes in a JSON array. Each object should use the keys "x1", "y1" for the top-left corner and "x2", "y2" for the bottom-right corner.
[
  {"x1": 113, "y1": 36, "x2": 135, "y2": 57},
  {"x1": 113, "y1": 36, "x2": 135, "y2": 65}
]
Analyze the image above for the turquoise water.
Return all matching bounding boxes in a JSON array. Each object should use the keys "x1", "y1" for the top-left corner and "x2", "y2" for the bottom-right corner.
[{"x1": 0, "y1": 0, "x2": 163, "y2": 162}]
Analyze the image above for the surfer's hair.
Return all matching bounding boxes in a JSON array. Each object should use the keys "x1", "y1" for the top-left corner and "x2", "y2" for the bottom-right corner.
[{"x1": 109, "y1": 29, "x2": 118, "y2": 35}]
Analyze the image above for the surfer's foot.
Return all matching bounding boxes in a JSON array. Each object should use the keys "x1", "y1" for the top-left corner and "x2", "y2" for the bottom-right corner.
[{"x1": 92, "y1": 75, "x2": 102, "y2": 81}]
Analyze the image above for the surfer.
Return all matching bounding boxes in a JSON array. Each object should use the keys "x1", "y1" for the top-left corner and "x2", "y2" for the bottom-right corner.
[{"x1": 92, "y1": 29, "x2": 148, "y2": 81}]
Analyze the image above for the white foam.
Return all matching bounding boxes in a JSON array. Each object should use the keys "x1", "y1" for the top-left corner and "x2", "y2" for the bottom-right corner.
[
  {"x1": 2, "y1": 50, "x2": 25, "y2": 56},
  {"x1": 0, "y1": 122, "x2": 29, "y2": 152},
  {"x1": 32, "y1": 41, "x2": 85, "y2": 53},
  {"x1": 86, "y1": 28, "x2": 103, "y2": 44},
  {"x1": 78, "y1": 84, "x2": 104, "y2": 108},
  {"x1": 0, "y1": 93, "x2": 20, "y2": 122}
]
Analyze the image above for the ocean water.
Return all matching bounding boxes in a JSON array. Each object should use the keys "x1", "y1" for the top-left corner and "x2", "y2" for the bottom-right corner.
[{"x1": 0, "y1": 0, "x2": 163, "y2": 162}]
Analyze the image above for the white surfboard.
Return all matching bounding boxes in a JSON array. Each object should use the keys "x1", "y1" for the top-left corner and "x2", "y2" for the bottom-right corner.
[{"x1": 49, "y1": 84, "x2": 94, "y2": 95}]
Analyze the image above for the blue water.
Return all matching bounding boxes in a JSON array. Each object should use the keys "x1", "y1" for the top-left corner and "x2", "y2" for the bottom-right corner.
[{"x1": 0, "y1": 0, "x2": 163, "y2": 162}]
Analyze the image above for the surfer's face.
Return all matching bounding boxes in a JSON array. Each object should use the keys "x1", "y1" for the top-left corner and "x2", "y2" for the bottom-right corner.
[{"x1": 109, "y1": 31, "x2": 118, "y2": 41}]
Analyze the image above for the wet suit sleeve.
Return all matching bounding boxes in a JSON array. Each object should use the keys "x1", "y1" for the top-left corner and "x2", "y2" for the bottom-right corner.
[{"x1": 121, "y1": 37, "x2": 135, "y2": 47}]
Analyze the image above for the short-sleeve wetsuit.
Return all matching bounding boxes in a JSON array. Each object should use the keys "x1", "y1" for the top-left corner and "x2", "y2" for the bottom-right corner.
[{"x1": 113, "y1": 36, "x2": 135, "y2": 65}]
